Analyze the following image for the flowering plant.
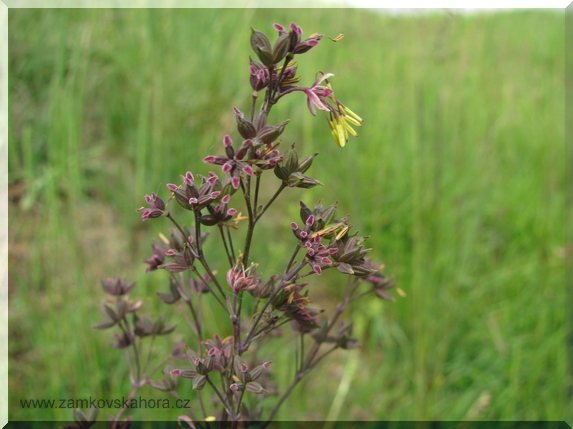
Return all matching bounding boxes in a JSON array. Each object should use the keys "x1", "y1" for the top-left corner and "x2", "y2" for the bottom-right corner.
[{"x1": 75, "y1": 22, "x2": 395, "y2": 428}]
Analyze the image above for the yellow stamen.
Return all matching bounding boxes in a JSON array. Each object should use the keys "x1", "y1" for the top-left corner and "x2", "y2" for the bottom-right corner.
[
  {"x1": 341, "y1": 105, "x2": 363, "y2": 123},
  {"x1": 343, "y1": 120, "x2": 359, "y2": 137},
  {"x1": 343, "y1": 114, "x2": 362, "y2": 128}
]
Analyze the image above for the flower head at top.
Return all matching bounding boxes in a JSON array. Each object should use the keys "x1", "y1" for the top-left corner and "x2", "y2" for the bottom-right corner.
[{"x1": 278, "y1": 22, "x2": 323, "y2": 55}]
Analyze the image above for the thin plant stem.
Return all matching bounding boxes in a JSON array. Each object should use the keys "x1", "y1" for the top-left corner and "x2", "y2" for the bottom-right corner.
[
  {"x1": 285, "y1": 244, "x2": 302, "y2": 273},
  {"x1": 240, "y1": 260, "x2": 307, "y2": 353},
  {"x1": 226, "y1": 226, "x2": 236, "y2": 264},
  {"x1": 299, "y1": 332, "x2": 305, "y2": 373},
  {"x1": 141, "y1": 334, "x2": 156, "y2": 377},
  {"x1": 309, "y1": 344, "x2": 338, "y2": 370},
  {"x1": 250, "y1": 93, "x2": 257, "y2": 122},
  {"x1": 218, "y1": 224, "x2": 234, "y2": 267},
  {"x1": 146, "y1": 354, "x2": 173, "y2": 380},
  {"x1": 254, "y1": 183, "x2": 287, "y2": 223},
  {"x1": 254, "y1": 173, "x2": 261, "y2": 214},
  {"x1": 171, "y1": 390, "x2": 201, "y2": 426},
  {"x1": 111, "y1": 386, "x2": 140, "y2": 429},
  {"x1": 205, "y1": 376, "x2": 236, "y2": 420},
  {"x1": 240, "y1": 178, "x2": 256, "y2": 266},
  {"x1": 189, "y1": 265, "x2": 228, "y2": 314},
  {"x1": 166, "y1": 212, "x2": 198, "y2": 258},
  {"x1": 261, "y1": 371, "x2": 304, "y2": 427},
  {"x1": 119, "y1": 317, "x2": 141, "y2": 383}
]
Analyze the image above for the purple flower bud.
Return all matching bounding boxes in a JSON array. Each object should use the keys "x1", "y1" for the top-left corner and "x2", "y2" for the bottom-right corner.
[
  {"x1": 184, "y1": 172, "x2": 194, "y2": 186},
  {"x1": 274, "y1": 23, "x2": 285, "y2": 32},
  {"x1": 170, "y1": 369, "x2": 182, "y2": 376},
  {"x1": 290, "y1": 22, "x2": 302, "y2": 35},
  {"x1": 306, "y1": 215, "x2": 315, "y2": 226},
  {"x1": 167, "y1": 183, "x2": 179, "y2": 192},
  {"x1": 222, "y1": 194, "x2": 231, "y2": 204},
  {"x1": 205, "y1": 173, "x2": 217, "y2": 187}
]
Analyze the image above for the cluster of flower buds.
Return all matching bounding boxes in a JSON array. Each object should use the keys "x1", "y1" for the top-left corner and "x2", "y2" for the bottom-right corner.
[
  {"x1": 170, "y1": 340, "x2": 270, "y2": 394},
  {"x1": 248, "y1": 23, "x2": 361, "y2": 148},
  {"x1": 200, "y1": 334, "x2": 234, "y2": 371},
  {"x1": 229, "y1": 356, "x2": 271, "y2": 394},
  {"x1": 274, "y1": 144, "x2": 321, "y2": 189},
  {"x1": 205, "y1": 114, "x2": 287, "y2": 186},
  {"x1": 137, "y1": 193, "x2": 167, "y2": 221},
  {"x1": 329, "y1": 233, "x2": 376, "y2": 276},
  {"x1": 170, "y1": 339, "x2": 232, "y2": 389},
  {"x1": 94, "y1": 278, "x2": 142, "y2": 333},
  {"x1": 167, "y1": 171, "x2": 229, "y2": 213},
  {"x1": 271, "y1": 283, "x2": 320, "y2": 332},
  {"x1": 100, "y1": 277, "x2": 136, "y2": 296},
  {"x1": 133, "y1": 313, "x2": 176, "y2": 337},
  {"x1": 291, "y1": 216, "x2": 337, "y2": 275},
  {"x1": 250, "y1": 22, "x2": 322, "y2": 71}
]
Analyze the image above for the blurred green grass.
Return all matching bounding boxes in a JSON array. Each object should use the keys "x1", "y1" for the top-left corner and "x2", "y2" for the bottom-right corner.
[{"x1": 7, "y1": 8, "x2": 568, "y2": 423}]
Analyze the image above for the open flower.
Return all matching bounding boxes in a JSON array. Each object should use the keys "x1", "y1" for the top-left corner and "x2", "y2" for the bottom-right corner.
[
  {"x1": 226, "y1": 262, "x2": 260, "y2": 293},
  {"x1": 303, "y1": 73, "x2": 333, "y2": 116}
]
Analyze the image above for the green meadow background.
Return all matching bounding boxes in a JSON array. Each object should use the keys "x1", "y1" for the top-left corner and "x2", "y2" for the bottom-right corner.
[{"x1": 8, "y1": 7, "x2": 568, "y2": 424}]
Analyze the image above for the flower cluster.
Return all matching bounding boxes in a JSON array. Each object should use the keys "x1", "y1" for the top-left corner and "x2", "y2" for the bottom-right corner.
[
  {"x1": 137, "y1": 193, "x2": 167, "y2": 221},
  {"x1": 93, "y1": 22, "x2": 396, "y2": 426}
]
